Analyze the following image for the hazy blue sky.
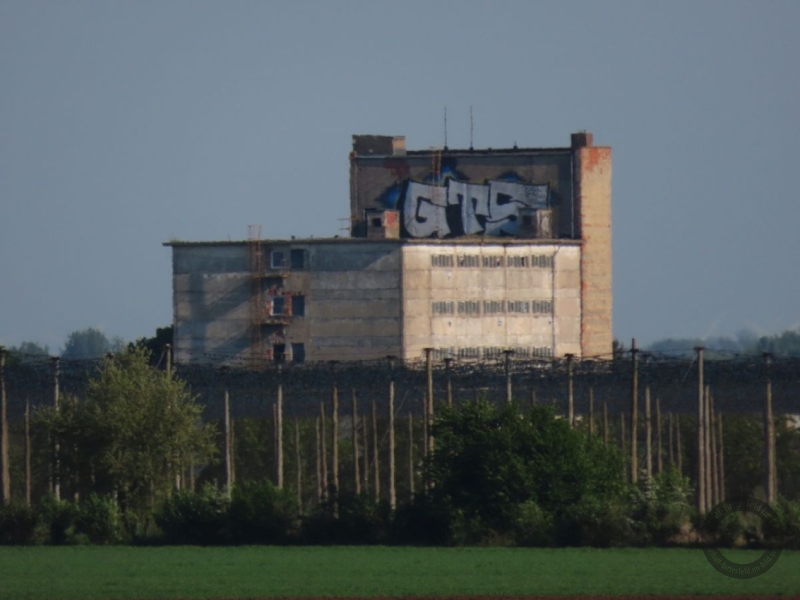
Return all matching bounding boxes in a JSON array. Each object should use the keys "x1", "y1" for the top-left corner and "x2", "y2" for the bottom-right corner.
[{"x1": 2, "y1": 1, "x2": 798, "y2": 352}]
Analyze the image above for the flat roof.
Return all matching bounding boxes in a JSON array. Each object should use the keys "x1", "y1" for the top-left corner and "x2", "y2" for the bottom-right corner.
[{"x1": 164, "y1": 237, "x2": 582, "y2": 247}]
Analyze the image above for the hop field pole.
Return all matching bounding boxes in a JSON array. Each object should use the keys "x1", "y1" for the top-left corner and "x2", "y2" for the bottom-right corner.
[
  {"x1": 320, "y1": 402, "x2": 328, "y2": 500},
  {"x1": 718, "y1": 413, "x2": 725, "y2": 499},
  {"x1": 388, "y1": 357, "x2": 396, "y2": 511},
  {"x1": 644, "y1": 354, "x2": 652, "y2": 479},
  {"x1": 224, "y1": 388, "x2": 232, "y2": 497},
  {"x1": 315, "y1": 416, "x2": 322, "y2": 504},
  {"x1": 763, "y1": 353, "x2": 777, "y2": 503},
  {"x1": 630, "y1": 339, "x2": 639, "y2": 483},
  {"x1": 676, "y1": 413, "x2": 683, "y2": 474},
  {"x1": 656, "y1": 398, "x2": 663, "y2": 475},
  {"x1": 668, "y1": 411, "x2": 674, "y2": 467},
  {"x1": 24, "y1": 397, "x2": 31, "y2": 507},
  {"x1": 51, "y1": 356, "x2": 61, "y2": 501},
  {"x1": 372, "y1": 399, "x2": 380, "y2": 503},
  {"x1": 566, "y1": 354, "x2": 574, "y2": 427},
  {"x1": 352, "y1": 389, "x2": 360, "y2": 495},
  {"x1": 704, "y1": 384, "x2": 712, "y2": 509},
  {"x1": 695, "y1": 346, "x2": 706, "y2": 513},
  {"x1": 0, "y1": 348, "x2": 8, "y2": 504},
  {"x1": 708, "y1": 388, "x2": 717, "y2": 506},
  {"x1": 504, "y1": 349, "x2": 514, "y2": 404},
  {"x1": 362, "y1": 412, "x2": 369, "y2": 494}
]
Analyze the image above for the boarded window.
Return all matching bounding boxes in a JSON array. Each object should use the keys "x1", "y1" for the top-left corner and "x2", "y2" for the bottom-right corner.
[
  {"x1": 292, "y1": 343, "x2": 305, "y2": 364},
  {"x1": 292, "y1": 295, "x2": 305, "y2": 317},
  {"x1": 290, "y1": 249, "x2": 305, "y2": 269}
]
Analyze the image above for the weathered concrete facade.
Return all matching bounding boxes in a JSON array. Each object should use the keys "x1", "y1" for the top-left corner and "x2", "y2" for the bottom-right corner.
[{"x1": 166, "y1": 131, "x2": 612, "y2": 364}]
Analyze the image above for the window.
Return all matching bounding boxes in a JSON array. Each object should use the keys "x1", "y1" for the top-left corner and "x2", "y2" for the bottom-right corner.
[
  {"x1": 273, "y1": 344, "x2": 286, "y2": 364},
  {"x1": 483, "y1": 300, "x2": 505, "y2": 314},
  {"x1": 533, "y1": 346, "x2": 553, "y2": 358},
  {"x1": 371, "y1": 217, "x2": 382, "y2": 228},
  {"x1": 292, "y1": 343, "x2": 305, "y2": 364},
  {"x1": 431, "y1": 254, "x2": 454, "y2": 267},
  {"x1": 532, "y1": 254, "x2": 554, "y2": 269},
  {"x1": 432, "y1": 301, "x2": 455, "y2": 315},
  {"x1": 457, "y1": 254, "x2": 479, "y2": 268},
  {"x1": 522, "y1": 215, "x2": 533, "y2": 226},
  {"x1": 482, "y1": 256, "x2": 503, "y2": 268},
  {"x1": 272, "y1": 296, "x2": 285, "y2": 315},
  {"x1": 291, "y1": 295, "x2": 305, "y2": 317},
  {"x1": 532, "y1": 299, "x2": 553, "y2": 314},
  {"x1": 457, "y1": 300, "x2": 481, "y2": 316},
  {"x1": 271, "y1": 250, "x2": 286, "y2": 269},
  {"x1": 290, "y1": 249, "x2": 305, "y2": 269},
  {"x1": 508, "y1": 300, "x2": 530, "y2": 314}
]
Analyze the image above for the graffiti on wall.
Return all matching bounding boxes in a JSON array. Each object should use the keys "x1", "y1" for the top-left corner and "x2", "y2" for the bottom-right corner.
[{"x1": 397, "y1": 178, "x2": 548, "y2": 238}]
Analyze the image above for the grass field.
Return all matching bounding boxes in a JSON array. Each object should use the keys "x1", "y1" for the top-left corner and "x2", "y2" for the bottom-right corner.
[{"x1": 0, "y1": 546, "x2": 797, "y2": 599}]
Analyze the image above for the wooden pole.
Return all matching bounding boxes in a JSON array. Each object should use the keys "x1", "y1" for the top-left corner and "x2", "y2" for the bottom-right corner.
[
  {"x1": 588, "y1": 387, "x2": 595, "y2": 439},
  {"x1": 645, "y1": 381, "x2": 652, "y2": 479},
  {"x1": 230, "y1": 418, "x2": 235, "y2": 487},
  {"x1": 362, "y1": 411, "x2": 369, "y2": 494},
  {"x1": 704, "y1": 384, "x2": 713, "y2": 508},
  {"x1": 630, "y1": 340, "x2": 638, "y2": 483},
  {"x1": 165, "y1": 343, "x2": 172, "y2": 376},
  {"x1": 0, "y1": 348, "x2": 8, "y2": 505},
  {"x1": 408, "y1": 413, "x2": 414, "y2": 500},
  {"x1": 620, "y1": 412, "x2": 627, "y2": 478},
  {"x1": 332, "y1": 377, "x2": 339, "y2": 500},
  {"x1": 709, "y1": 391, "x2": 719, "y2": 506},
  {"x1": 695, "y1": 346, "x2": 706, "y2": 513},
  {"x1": 676, "y1": 413, "x2": 683, "y2": 474},
  {"x1": 422, "y1": 395, "x2": 428, "y2": 458},
  {"x1": 388, "y1": 358, "x2": 396, "y2": 510},
  {"x1": 224, "y1": 389, "x2": 232, "y2": 497},
  {"x1": 656, "y1": 398, "x2": 663, "y2": 475},
  {"x1": 295, "y1": 419, "x2": 302, "y2": 513},
  {"x1": 25, "y1": 397, "x2": 31, "y2": 507},
  {"x1": 504, "y1": 350, "x2": 513, "y2": 403},
  {"x1": 718, "y1": 413, "x2": 725, "y2": 500},
  {"x1": 352, "y1": 389, "x2": 360, "y2": 495},
  {"x1": 566, "y1": 354, "x2": 574, "y2": 427},
  {"x1": 444, "y1": 358, "x2": 453, "y2": 407},
  {"x1": 315, "y1": 416, "x2": 322, "y2": 504},
  {"x1": 668, "y1": 411, "x2": 674, "y2": 467},
  {"x1": 764, "y1": 353, "x2": 776, "y2": 504},
  {"x1": 277, "y1": 373, "x2": 284, "y2": 490},
  {"x1": 425, "y1": 348, "x2": 434, "y2": 454},
  {"x1": 52, "y1": 356, "x2": 61, "y2": 501},
  {"x1": 320, "y1": 402, "x2": 328, "y2": 499},
  {"x1": 372, "y1": 399, "x2": 380, "y2": 503}
]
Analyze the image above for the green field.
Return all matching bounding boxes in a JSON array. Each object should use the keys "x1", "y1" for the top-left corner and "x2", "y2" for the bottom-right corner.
[{"x1": 0, "y1": 546, "x2": 797, "y2": 599}]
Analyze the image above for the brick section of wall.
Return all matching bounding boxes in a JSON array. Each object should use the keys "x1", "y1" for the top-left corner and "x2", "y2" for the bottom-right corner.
[{"x1": 574, "y1": 147, "x2": 613, "y2": 358}]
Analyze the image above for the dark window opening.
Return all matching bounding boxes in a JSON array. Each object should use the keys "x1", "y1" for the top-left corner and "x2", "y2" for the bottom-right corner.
[
  {"x1": 273, "y1": 344, "x2": 286, "y2": 364},
  {"x1": 292, "y1": 343, "x2": 305, "y2": 364},
  {"x1": 522, "y1": 215, "x2": 533, "y2": 226},
  {"x1": 290, "y1": 249, "x2": 305, "y2": 269},
  {"x1": 292, "y1": 295, "x2": 305, "y2": 317},
  {"x1": 272, "y1": 296, "x2": 285, "y2": 315},
  {"x1": 271, "y1": 250, "x2": 286, "y2": 268},
  {"x1": 371, "y1": 217, "x2": 382, "y2": 228}
]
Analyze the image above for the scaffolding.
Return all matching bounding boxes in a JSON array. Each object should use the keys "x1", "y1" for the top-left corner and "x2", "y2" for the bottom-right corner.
[{"x1": 247, "y1": 225, "x2": 266, "y2": 369}]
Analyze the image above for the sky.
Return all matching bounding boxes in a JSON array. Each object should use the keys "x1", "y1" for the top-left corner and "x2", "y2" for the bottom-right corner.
[{"x1": 1, "y1": 0, "x2": 799, "y2": 352}]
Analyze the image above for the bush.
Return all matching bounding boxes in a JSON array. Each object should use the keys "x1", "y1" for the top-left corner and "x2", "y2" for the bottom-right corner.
[
  {"x1": 228, "y1": 482, "x2": 297, "y2": 544},
  {"x1": 155, "y1": 485, "x2": 230, "y2": 545},
  {"x1": 762, "y1": 497, "x2": 800, "y2": 549},
  {"x1": 37, "y1": 495, "x2": 77, "y2": 545},
  {"x1": 75, "y1": 494, "x2": 124, "y2": 544},
  {"x1": 302, "y1": 493, "x2": 387, "y2": 545},
  {"x1": 556, "y1": 495, "x2": 634, "y2": 547},
  {"x1": 0, "y1": 503, "x2": 39, "y2": 545},
  {"x1": 390, "y1": 495, "x2": 460, "y2": 546},
  {"x1": 514, "y1": 500, "x2": 555, "y2": 547},
  {"x1": 629, "y1": 469, "x2": 694, "y2": 545}
]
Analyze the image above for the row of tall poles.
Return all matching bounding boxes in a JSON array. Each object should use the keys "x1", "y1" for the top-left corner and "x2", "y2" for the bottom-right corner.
[{"x1": 0, "y1": 344, "x2": 785, "y2": 512}]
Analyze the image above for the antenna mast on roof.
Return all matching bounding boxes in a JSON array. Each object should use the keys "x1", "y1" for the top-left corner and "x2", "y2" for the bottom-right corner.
[
  {"x1": 444, "y1": 106, "x2": 448, "y2": 150},
  {"x1": 470, "y1": 106, "x2": 474, "y2": 150}
]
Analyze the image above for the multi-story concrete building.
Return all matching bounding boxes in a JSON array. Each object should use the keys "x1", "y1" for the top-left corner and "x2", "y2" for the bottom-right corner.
[{"x1": 165, "y1": 132, "x2": 612, "y2": 365}]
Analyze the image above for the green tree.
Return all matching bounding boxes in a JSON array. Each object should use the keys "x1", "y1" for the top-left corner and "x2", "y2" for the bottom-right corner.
[
  {"x1": 426, "y1": 401, "x2": 625, "y2": 533},
  {"x1": 130, "y1": 326, "x2": 173, "y2": 367},
  {"x1": 61, "y1": 327, "x2": 123, "y2": 359},
  {"x1": 38, "y1": 347, "x2": 216, "y2": 514}
]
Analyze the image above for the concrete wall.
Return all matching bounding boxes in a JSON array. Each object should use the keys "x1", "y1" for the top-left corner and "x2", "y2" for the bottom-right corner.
[
  {"x1": 400, "y1": 242, "x2": 582, "y2": 360},
  {"x1": 170, "y1": 241, "x2": 403, "y2": 365},
  {"x1": 350, "y1": 143, "x2": 574, "y2": 239}
]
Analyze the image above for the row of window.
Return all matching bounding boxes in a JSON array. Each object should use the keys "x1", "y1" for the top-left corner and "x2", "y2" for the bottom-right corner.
[
  {"x1": 271, "y1": 342, "x2": 305, "y2": 364},
  {"x1": 270, "y1": 295, "x2": 305, "y2": 316},
  {"x1": 432, "y1": 346, "x2": 554, "y2": 360},
  {"x1": 432, "y1": 299, "x2": 554, "y2": 316},
  {"x1": 431, "y1": 254, "x2": 555, "y2": 269},
  {"x1": 270, "y1": 249, "x2": 305, "y2": 270}
]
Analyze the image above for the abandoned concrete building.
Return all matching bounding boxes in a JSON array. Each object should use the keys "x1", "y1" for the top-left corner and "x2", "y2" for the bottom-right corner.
[{"x1": 165, "y1": 132, "x2": 612, "y2": 366}]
